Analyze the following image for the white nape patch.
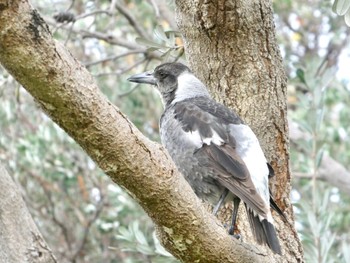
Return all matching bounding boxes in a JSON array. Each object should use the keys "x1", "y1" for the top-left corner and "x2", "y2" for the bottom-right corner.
[
  {"x1": 183, "y1": 129, "x2": 224, "y2": 148},
  {"x1": 229, "y1": 124, "x2": 270, "y2": 206},
  {"x1": 172, "y1": 72, "x2": 210, "y2": 104}
]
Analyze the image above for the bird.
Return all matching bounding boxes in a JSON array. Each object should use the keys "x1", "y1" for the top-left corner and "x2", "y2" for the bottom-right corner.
[{"x1": 128, "y1": 62, "x2": 282, "y2": 254}]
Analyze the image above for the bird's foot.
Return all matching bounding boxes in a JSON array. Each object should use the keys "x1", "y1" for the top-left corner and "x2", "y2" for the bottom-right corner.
[{"x1": 228, "y1": 225, "x2": 241, "y2": 240}]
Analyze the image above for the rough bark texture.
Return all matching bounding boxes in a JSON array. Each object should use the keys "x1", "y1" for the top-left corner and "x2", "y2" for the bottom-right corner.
[
  {"x1": 175, "y1": 0, "x2": 303, "y2": 262},
  {"x1": 0, "y1": 0, "x2": 280, "y2": 262},
  {"x1": 0, "y1": 163, "x2": 57, "y2": 263}
]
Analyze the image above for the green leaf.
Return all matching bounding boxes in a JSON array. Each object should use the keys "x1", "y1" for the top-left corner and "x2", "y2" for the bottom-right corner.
[
  {"x1": 332, "y1": 0, "x2": 340, "y2": 13},
  {"x1": 341, "y1": 241, "x2": 350, "y2": 263},
  {"x1": 132, "y1": 222, "x2": 148, "y2": 246},
  {"x1": 153, "y1": 232, "x2": 173, "y2": 257},
  {"x1": 296, "y1": 68, "x2": 307, "y2": 85},
  {"x1": 154, "y1": 25, "x2": 169, "y2": 42},
  {"x1": 116, "y1": 226, "x2": 133, "y2": 242},
  {"x1": 321, "y1": 233, "x2": 335, "y2": 263},
  {"x1": 334, "y1": 0, "x2": 350, "y2": 15},
  {"x1": 315, "y1": 107, "x2": 325, "y2": 132},
  {"x1": 146, "y1": 47, "x2": 159, "y2": 52},
  {"x1": 135, "y1": 37, "x2": 166, "y2": 49},
  {"x1": 161, "y1": 49, "x2": 172, "y2": 62},
  {"x1": 345, "y1": 8, "x2": 350, "y2": 26},
  {"x1": 167, "y1": 31, "x2": 175, "y2": 45},
  {"x1": 315, "y1": 148, "x2": 324, "y2": 168},
  {"x1": 298, "y1": 120, "x2": 313, "y2": 134},
  {"x1": 136, "y1": 244, "x2": 154, "y2": 255},
  {"x1": 165, "y1": 30, "x2": 182, "y2": 37}
]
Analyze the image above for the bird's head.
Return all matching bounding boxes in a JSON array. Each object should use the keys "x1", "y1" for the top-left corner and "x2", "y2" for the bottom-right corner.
[{"x1": 127, "y1": 62, "x2": 210, "y2": 106}]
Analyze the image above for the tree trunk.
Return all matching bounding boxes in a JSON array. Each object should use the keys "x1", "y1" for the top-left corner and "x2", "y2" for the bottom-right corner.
[
  {"x1": 176, "y1": 0, "x2": 303, "y2": 261},
  {"x1": 0, "y1": 0, "x2": 303, "y2": 262},
  {"x1": 0, "y1": 163, "x2": 57, "y2": 263}
]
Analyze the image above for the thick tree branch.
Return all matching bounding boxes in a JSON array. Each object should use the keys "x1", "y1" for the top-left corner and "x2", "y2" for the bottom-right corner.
[
  {"x1": 289, "y1": 120, "x2": 350, "y2": 194},
  {"x1": 0, "y1": 163, "x2": 57, "y2": 263},
  {"x1": 0, "y1": 1, "x2": 269, "y2": 262}
]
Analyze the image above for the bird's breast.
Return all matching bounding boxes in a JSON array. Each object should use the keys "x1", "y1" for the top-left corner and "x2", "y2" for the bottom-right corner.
[{"x1": 160, "y1": 111, "x2": 224, "y2": 204}]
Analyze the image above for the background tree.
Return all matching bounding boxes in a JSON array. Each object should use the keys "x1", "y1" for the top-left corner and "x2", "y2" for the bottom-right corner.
[{"x1": 0, "y1": 0, "x2": 349, "y2": 262}]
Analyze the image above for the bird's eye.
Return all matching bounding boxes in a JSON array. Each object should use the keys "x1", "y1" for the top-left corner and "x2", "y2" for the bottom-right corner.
[{"x1": 158, "y1": 71, "x2": 166, "y2": 78}]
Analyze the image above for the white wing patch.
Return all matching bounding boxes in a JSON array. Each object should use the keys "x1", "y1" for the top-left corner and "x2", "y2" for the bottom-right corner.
[
  {"x1": 203, "y1": 130, "x2": 225, "y2": 145},
  {"x1": 183, "y1": 130, "x2": 202, "y2": 148},
  {"x1": 183, "y1": 129, "x2": 225, "y2": 148}
]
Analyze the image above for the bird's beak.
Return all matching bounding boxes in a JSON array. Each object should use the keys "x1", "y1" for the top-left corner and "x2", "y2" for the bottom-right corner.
[{"x1": 127, "y1": 71, "x2": 156, "y2": 85}]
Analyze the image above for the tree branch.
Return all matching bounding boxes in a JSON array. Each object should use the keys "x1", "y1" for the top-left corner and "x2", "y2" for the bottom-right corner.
[
  {"x1": 289, "y1": 120, "x2": 350, "y2": 194},
  {"x1": 0, "y1": 1, "x2": 269, "y2": 262},
  {"x1": 45, "y1": 16, "x2": 142, "y2": 50},
  {"x1": 0, "y1": 163, "x2": 57, "y2": 263}
]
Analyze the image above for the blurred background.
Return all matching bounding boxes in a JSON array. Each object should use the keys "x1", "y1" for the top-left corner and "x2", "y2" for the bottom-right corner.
[{"x1": 0, "y1": 0, "x2": 349, "y2": 262}]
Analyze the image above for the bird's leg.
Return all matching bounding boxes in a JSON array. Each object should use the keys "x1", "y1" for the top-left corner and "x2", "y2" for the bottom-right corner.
[
  {"x1": 228, "y1": 197, "x2": 241, "y2": 236},
  {"x1": 212, "y1": 188, "x2": 229, "y2": 216}
]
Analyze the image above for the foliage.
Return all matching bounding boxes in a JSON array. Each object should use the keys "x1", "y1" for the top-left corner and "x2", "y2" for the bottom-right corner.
[
  {"x1": 290, "y1": 62, "x2": 350, "y2": 262},
  {"x1": 278, "y1": 1, "x2": 350, "y2": 260},
  {"x1": 332, "y1": 0, "x2": 350, "y2": 26}
]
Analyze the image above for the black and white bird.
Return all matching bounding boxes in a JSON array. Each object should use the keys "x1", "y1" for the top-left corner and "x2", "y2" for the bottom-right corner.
[{"x1": 128, "y1": 62, "x2": 282, "y2": 254}]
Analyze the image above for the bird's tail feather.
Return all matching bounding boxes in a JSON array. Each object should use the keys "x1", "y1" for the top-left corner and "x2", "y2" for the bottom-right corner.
[{"x1": 246, "y1": 207, "x2": 282, "y2": 255}]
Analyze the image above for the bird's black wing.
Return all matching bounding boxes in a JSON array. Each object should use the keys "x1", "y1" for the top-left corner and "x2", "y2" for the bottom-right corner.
[{"x1": 173, "y1": 99, "x2": 269, "y2": 217}]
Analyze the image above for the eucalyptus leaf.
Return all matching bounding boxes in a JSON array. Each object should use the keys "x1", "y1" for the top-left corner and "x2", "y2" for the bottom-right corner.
[
  {"x1": 315, "y1": 107, "x2": 324, "y2": 132},
  {"x1": 315, "y1": 150, "x2": 324, "y2": 170},
  {"x1": 134, "y1": 228, "x2": 148, "y2": 246},
  {"x1": 168, "y1": 31, "x2": 175, "y2": 46},
  {"x1": 116, "y1": 226, "x2": 133, "y2": 242},
  {"x1": 135, "y1": 37, "x2": 166, "y2": 49},
  {"x1": 298, "y1": 120, "x2": 313, "y2": 135},
  {"x1": 296, "y1": 68, "x2": 307, "y2": 85},
  {"x1": 321, "y1": 233, "x2": 336, "y2": 263},
  {"x1": 332, "y1": 0, "x2": 340, "y2": 13},
  {"x1": 136, "y1": 244, "x2": 155, "y2": 255},
  {"x1": 334, "y1": 0, "x2": 350, "y2": 15},
  {"x1": 165, "y1": 30, "x2": 182, "y2": 37},
  {"x1": 153, "y1": 232, "x2": 173, "y2": 257},
  {"x1": 345, "y1": 8, "x2": 350, "y2": 26},
  {"x1": 161, "y1": 49, "x2": 172, "y2": 62},
  {"x1": 154, "y1": 25, "x2": 169, "y2": 42},
  {"x1": 146, "y1": 47, "x2": 159, "y2": 52},
  {"x1": 341, "y1": 241, "x2": 350, "y2": 263}
]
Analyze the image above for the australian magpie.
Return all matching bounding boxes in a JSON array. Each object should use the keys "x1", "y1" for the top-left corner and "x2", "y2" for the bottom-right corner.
[{"x1": 128, "y1": 62, "x2": 282, "y2": 254}]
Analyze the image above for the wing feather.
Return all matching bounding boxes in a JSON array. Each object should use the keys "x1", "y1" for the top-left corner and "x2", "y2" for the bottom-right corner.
[{"x1": 173, "y1": 99, "x2": 269, "y2": 217}]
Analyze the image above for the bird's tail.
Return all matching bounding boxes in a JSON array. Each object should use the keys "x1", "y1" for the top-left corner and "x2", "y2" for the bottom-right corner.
[{"x1": 246, "y1": 207, "x2": 282, "y2": 255}]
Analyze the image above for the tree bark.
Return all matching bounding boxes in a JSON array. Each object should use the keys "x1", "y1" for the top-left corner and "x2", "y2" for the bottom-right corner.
[
  {"x1": 175, "y1": 0, "x2": 303, "y2": 261},
  {"x1": 0, "y1": 163, "x2": 57, "y2": 263}
]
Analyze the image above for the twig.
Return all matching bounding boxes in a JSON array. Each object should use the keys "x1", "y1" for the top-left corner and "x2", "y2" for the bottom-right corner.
[
  {"x1": 94, "y1": 58, "x2": 148, "y2": 78},
  {"x1": 118, "y1": 84, "x2": 141, "y2": 98},
  {"x1": 70, "y1": 196, "x2": 105, "y2": 262},
  {"x1": 84, "y1": 49, "x2": 146, "y2": 67},
  {"x1": 149, "y1": 0, "x2": 177, "y2": 30},
  {"x1": 75, "y1": 10, "x2": 112, "y2": 20},
  {"x1": 45, "y1": 16, "x2": 141, "y2": 50},
  {"x1": 115, "y1": 2, "x2": 150, "y2": 39}
]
